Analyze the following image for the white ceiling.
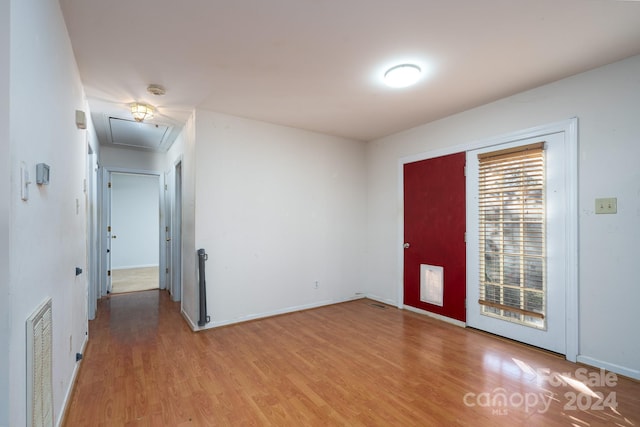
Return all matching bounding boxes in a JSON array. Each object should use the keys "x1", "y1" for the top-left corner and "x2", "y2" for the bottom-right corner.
[{"x1": 60, "y1": 0, "x2": 640, "y2": 148}]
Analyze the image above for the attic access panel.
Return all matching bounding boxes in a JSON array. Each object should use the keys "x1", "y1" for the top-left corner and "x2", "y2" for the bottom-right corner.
[{"x1": 109, "y1": 117, "x2": 169, "y2": 151}]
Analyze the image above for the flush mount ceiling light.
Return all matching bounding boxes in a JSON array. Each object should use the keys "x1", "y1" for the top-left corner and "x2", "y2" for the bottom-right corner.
[
  {"x1": 130, "y1": 102, "x2": 155, "y2": 122},
  {"x1": 384, "y1": 64, "x2": 422, "y2": 88}
]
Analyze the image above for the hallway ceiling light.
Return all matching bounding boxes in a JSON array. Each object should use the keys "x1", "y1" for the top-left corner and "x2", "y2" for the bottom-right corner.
[
  {"x1": 130, "y1": 103, "x2": 155, "y2": 122},
  {"x1": 384, "y1": 64, "x2": 422, "y2": 88}
]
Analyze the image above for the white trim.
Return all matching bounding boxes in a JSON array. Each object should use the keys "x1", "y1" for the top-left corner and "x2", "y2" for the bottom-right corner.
[
  {"x1": 100, "y1": 167, "x2": 109, "y2": 296},
  {"x1": 86, "y1": 143, "x2": 99, "y2": 321},
  {"x1": 171, "y1": 157, "x2": 184, "y2": 303},
  {"x1": 564, "y1": 118, "x2": 579, "y2": 363},
  {"x1": 111, "y1": 264, "x2": 159, "y2": 270},
  {"x1": 186, "y1": 295, "x2": 366, "y2": 332},
  {"x1": 403, "y1": 304, "x2": 466, "y2": 328},
  {"x1": 163, "y1": 169, "x2": 172, "y2": 298},
  {"x1": 181, "y1": 308, "x2": 199, "y2": 331},
  {"x1": 396, "y1": 162, "x2": 404, "y2": 309},
  {"x1": 577, "y1": 356, "x2": 640, "y2": 381},
  {"x1": 397, "y1": 118, "x2": 578, "y2": 361},
  {"x1": 56, "y1": 335, "x2": 88, "y2": 427}
]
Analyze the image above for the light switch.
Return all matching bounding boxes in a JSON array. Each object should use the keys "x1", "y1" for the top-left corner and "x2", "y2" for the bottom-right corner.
[
  {"x1": 20, "y1": 162, "x2": 30, "y2": 201},
  {"x1": 595, "y1": 197, "x2": 617, "y2": 214}
]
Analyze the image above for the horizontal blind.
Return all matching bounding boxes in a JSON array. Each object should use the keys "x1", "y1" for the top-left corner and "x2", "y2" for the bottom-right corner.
[{"x1": 478, "y1": 142, "x2": 546, "y2": 323}]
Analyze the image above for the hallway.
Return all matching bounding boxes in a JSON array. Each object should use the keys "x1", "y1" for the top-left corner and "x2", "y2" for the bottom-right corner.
[{"x1": 63, "y1": 291, "x2": 640, "y2": 426}]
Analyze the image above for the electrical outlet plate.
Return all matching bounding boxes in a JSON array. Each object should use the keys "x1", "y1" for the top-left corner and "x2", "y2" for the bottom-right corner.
[{"x1": 595, "y1": 197, "x2": 617, "y2": 214}]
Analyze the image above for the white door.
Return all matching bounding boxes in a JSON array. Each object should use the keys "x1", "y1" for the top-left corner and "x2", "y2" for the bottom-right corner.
[
  {"x1": 466, "y1": 130, "x2": 571, "y2": 355},
  {"x1": 103, "y1": 171, "x2": 113, "y2": 295},
  {"x1": 164, "y1": 170, "x2": 173, "y2": 296}
]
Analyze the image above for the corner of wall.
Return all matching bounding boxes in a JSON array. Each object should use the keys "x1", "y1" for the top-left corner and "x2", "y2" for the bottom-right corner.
[{"x1": 0, "y1": 0, "x2": 10, "y2": 423}]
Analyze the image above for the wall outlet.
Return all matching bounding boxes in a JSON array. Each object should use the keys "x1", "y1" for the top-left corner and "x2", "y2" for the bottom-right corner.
[
  {"x1": 314, "y1": 281, "x2": 319, "y2": 289},
  {"x1": 595, "y1": 197, "x2": 617, "y2": 214}
]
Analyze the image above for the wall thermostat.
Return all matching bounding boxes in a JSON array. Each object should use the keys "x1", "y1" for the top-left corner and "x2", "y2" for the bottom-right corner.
[{"x1": 36, "y1": 163, "x2": 50, "y2": 185}]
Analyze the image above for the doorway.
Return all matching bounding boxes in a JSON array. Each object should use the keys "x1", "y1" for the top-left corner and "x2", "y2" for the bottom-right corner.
[
  {"x1": 102, "y1": 169, "x2": 165, "y2": 295},
  {"x1": 466, "y1": 131, "x2": 571, "y2": 355},
  {"x1": 403, "y1": 152, "x2": 466, "y2": 322},
  {"x1": 399, "y1": 119, "x2": 578, "y2": 361},
  {"x1": 163, "y1": 160, "x2": 182, "y2": 301}
]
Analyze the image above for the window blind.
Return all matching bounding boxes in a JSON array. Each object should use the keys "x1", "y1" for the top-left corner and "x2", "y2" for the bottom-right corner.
[{"x1": 478, "y1": 142, "x2": 546, "y2": 325}]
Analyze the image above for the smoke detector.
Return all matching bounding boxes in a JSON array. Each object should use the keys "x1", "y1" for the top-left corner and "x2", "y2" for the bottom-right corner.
[{"x1": 147, "y1": 84, "x2": 166, "y2": 96}]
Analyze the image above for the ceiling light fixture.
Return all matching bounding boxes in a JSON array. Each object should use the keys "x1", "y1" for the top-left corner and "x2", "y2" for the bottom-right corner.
[
  {"x1": 130, "y1": 103, "x2": 155, "y2": 122},
  {"x1": 384, "y1": 64, "x2": 422, "y2": 88}
]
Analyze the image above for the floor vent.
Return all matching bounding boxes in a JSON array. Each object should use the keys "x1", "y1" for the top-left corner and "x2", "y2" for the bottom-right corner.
[
  {"x1": 26, "y1": 298, "x2": 54, "y2": 427},
  {"x1": 370, "y1": 303, "x2": 387, "y2": 310}
]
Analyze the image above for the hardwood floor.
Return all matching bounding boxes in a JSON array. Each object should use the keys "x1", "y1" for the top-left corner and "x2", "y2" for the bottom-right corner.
[{"x1": 63, "y1": 291, "x2": 639, "y2": 426}]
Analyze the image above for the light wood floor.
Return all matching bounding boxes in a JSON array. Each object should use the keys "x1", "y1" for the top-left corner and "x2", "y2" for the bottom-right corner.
[
  {"x1": 64, "y1": 291, "x2": 639, "y2": 426},
  {"x1": 111, "y1": 266, "x2": 159, "y2": 294}
]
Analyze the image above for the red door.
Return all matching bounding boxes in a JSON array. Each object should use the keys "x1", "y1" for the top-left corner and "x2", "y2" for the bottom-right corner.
[{"x1": 403, "y1": 152, "x2": 466, "y2": 322}]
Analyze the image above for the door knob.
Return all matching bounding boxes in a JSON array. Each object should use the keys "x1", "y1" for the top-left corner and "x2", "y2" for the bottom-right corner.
[
  {"x1": 166, "y1": 238, "x2": 171, "y2": 242},
  {"x1": 403, "y1": 242, "x2": 410, "y2": 249},
  {"x1": 111, "y1": 235, "x2": 117, "y2": 239}
]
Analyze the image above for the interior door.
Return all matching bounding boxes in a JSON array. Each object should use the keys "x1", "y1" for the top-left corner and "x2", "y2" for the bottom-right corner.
[
  {"x1": 171, "y1": 161, "x2": 183, "y2": 302},
  {"x1": 403, "y1": 152, "x2": 466, "y2": 322},
  {"x1": 104, "y1": 171, "x2": 113, "y2": 294},
  {"x1": 165, "y1": 170, "x2": 173, "y2": 295},
  {"x1": 466, "y1": 132, "x2": 567, "y2": 354}
]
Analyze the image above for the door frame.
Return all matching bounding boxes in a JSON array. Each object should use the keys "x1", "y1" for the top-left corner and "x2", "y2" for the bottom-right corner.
[
  {"x1": 164, "y1": 169, "x2": 172, "y2": 296},
  {"x1": 397, "y1": 118, "x2": 578, "y2": 361},
  {"x1": 162, "y1": 158, "x2": 183, "y2": 302},
  {"x1": 402, "y1": 153, "x2": 467, "y2": 324},
  {"x1": 171, "y1": 159, "x2": 183, "y2": 302},
  {"x1": 86, "y1": 141, "x2": 99, "y2": 320},
  {"x1": 100, "y1": 167, "x2": 166, "y2": 296}
]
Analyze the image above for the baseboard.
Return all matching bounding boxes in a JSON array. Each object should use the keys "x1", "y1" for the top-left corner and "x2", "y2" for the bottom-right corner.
[
  {"x1": 181, "y1": 308, "x2": 199, "y2": 331},
  {"x1": 56, "y1": 334, "x2": 88, "y2": 427},
  {"x1": 403, "y1": 304, "x2": 467, "y2": 328},
  {"x1": 182, "y1": 295, "x2": 468, "y2": 332},
  {"x1": 112, "y1": 264, "x2": 159, "y2": 270},
  {"x1": 577, "y1": 355, "x2": 640, "y2": 381},
  {"x1": 189, "y1": 295, "x2": 367, "y2": 332}
]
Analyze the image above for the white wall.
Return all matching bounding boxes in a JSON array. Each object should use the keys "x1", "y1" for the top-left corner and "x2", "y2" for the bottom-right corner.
[
  {"x1": 8, "y1": 0, "x2": 90, "y2": 425},
  {"x1": 185, "y1": 110, "x2": 367, "y2": 327},
  {"x1": 366, "y1": 54, "x2": 640, "y2": 379},
  {"x1": 100, "y1": 144, "x2": 166, "y2": 171},
  {"x1": 165, "y1": 125, "x2": 186, "y2": 173},
  {"x1": 0, "y1": 0, "x2": 10, "y2": 424},
  {"x1": 110, "y1": 173, "x2": 159, "y2": 269}
]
